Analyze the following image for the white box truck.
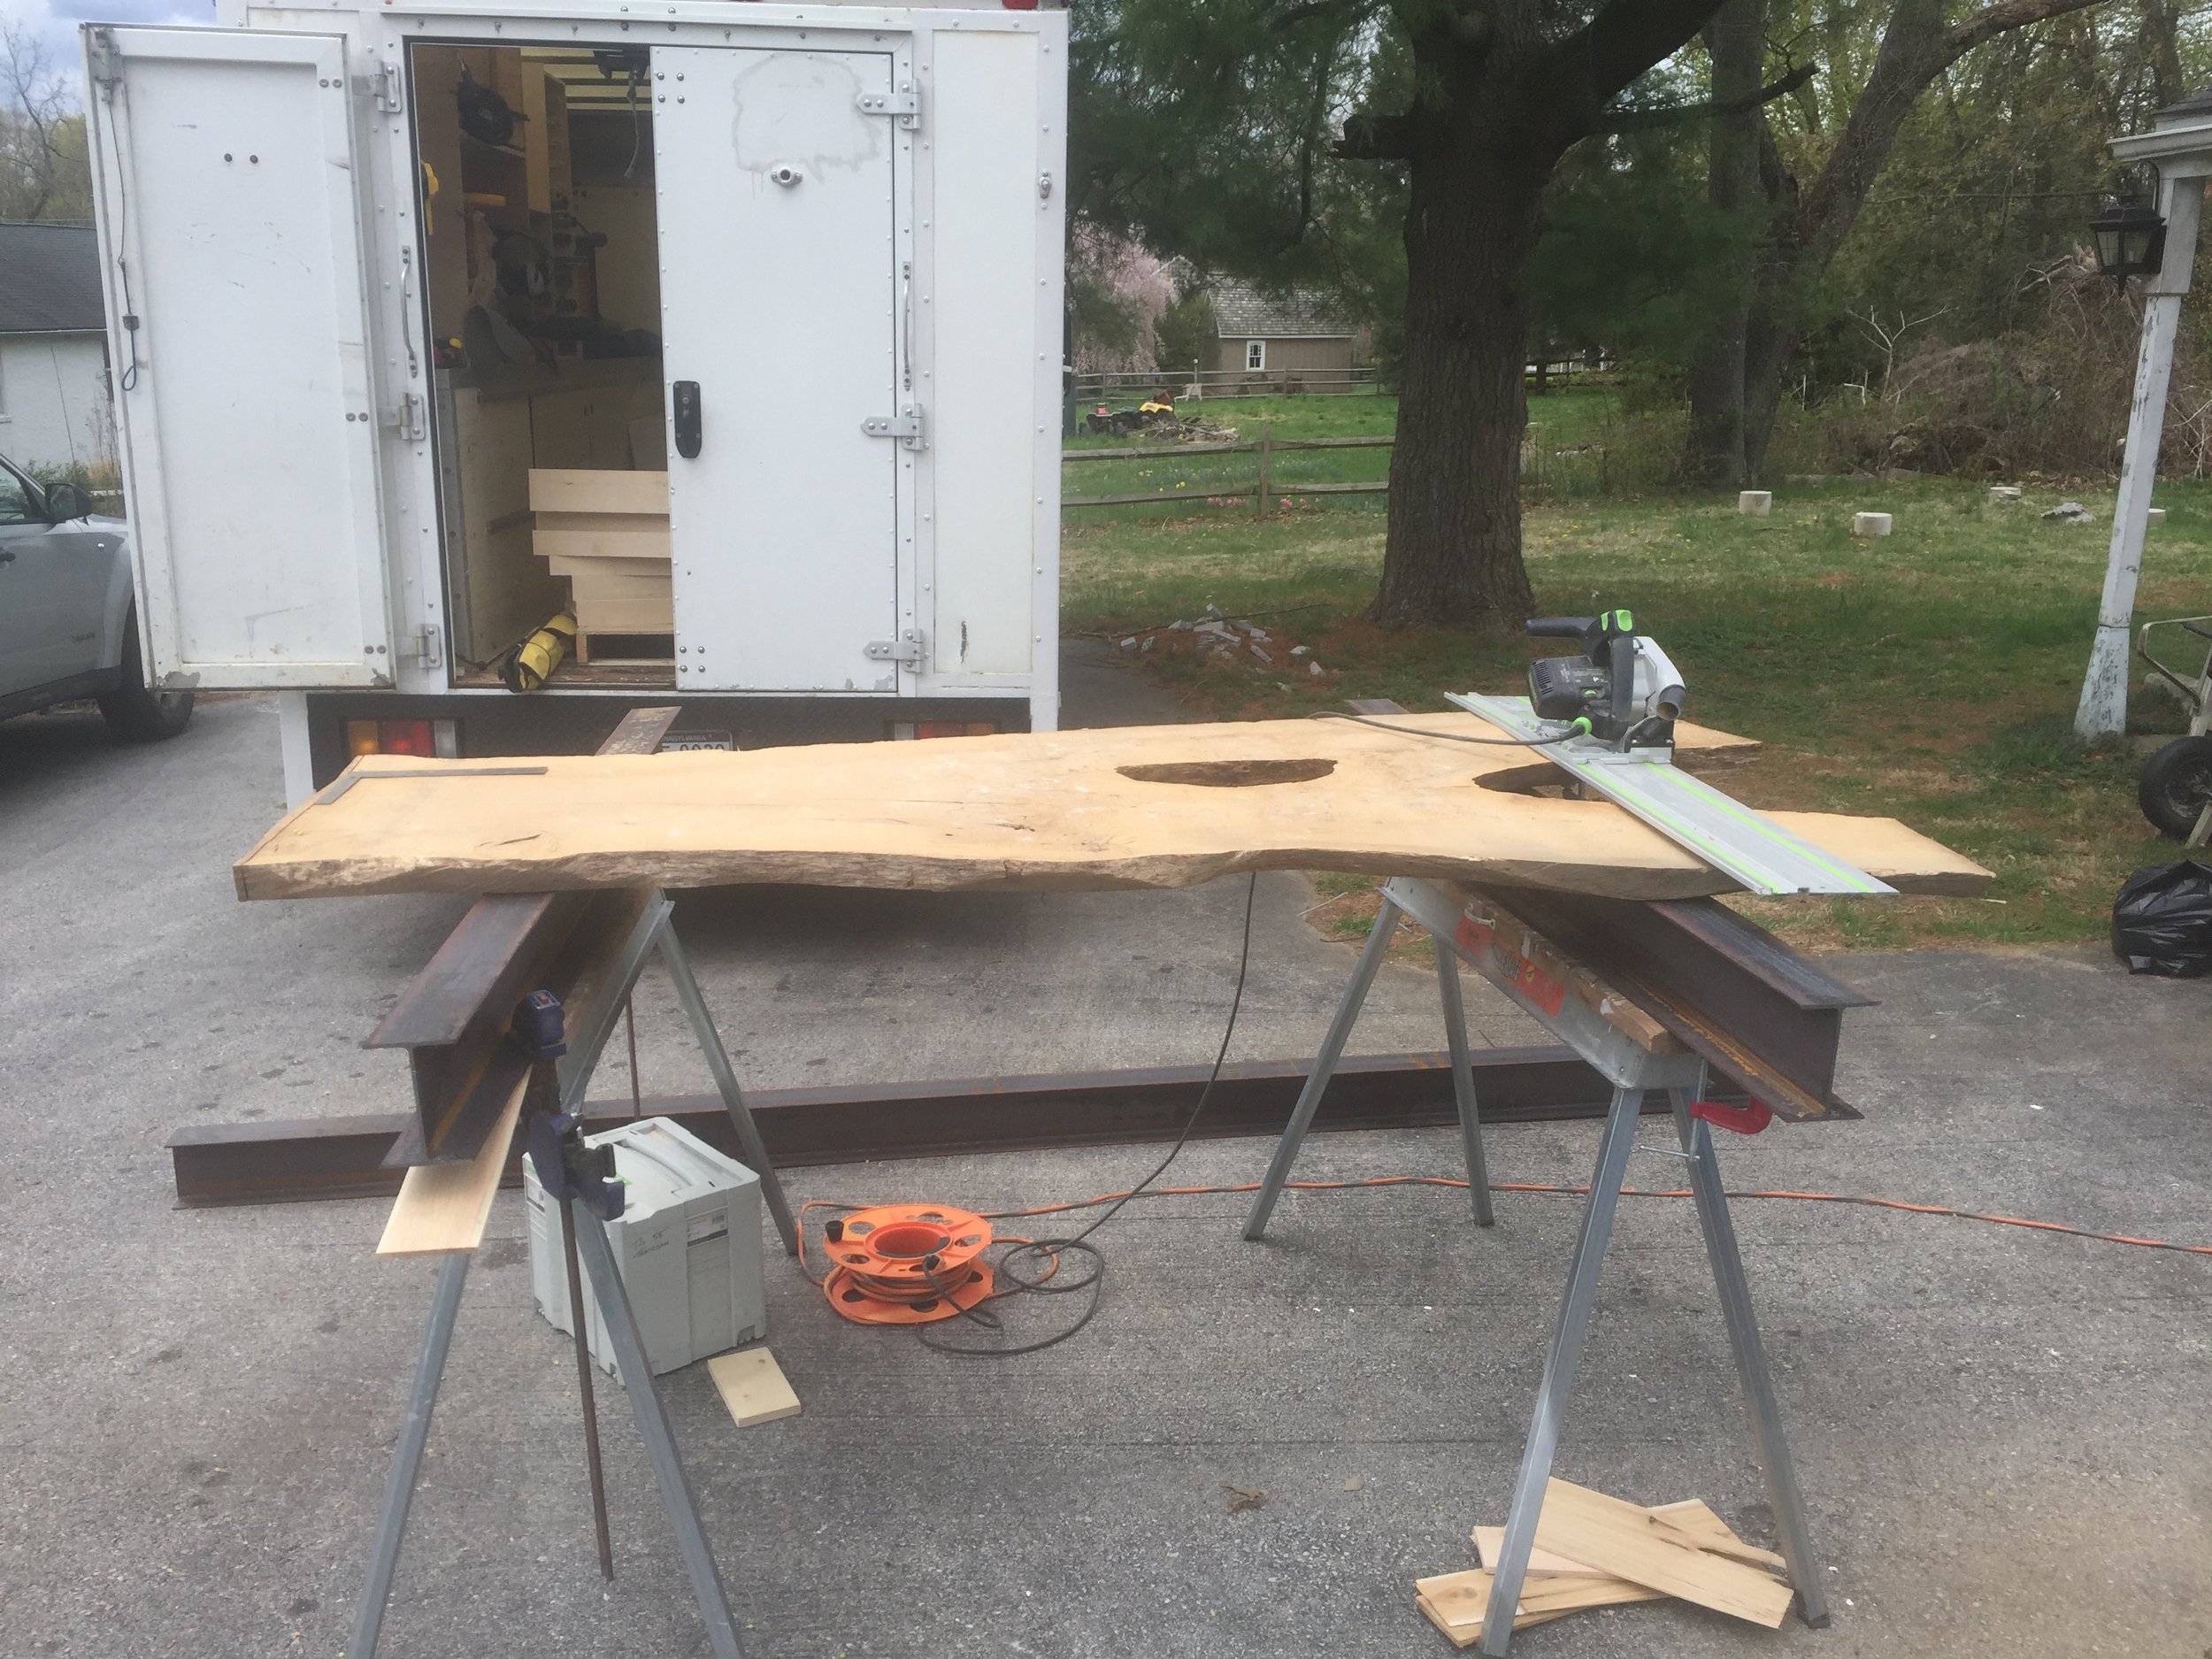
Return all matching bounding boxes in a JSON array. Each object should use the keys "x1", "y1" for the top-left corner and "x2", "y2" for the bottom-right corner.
[{"x1": 81, "y1": 0, "x2": 1067, "y2": 803}]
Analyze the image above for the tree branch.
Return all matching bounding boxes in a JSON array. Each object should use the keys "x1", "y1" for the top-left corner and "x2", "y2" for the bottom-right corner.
[
  {"x1": 1797, "y1": 0, "x2": 2115, "y2": 273},
  {"x1": 1945, "y1": 0, "x2": 2114, "y2": 59},
  {"x1": 1600, "y1": 59, "x2": 1819, "y2": 133},
  {"x1": 1334, "y1": 110, "x2": 1429, "y2": 161},
  {"x1": 1532, "y1": 0, "x2": 1733, "y2": 151}
]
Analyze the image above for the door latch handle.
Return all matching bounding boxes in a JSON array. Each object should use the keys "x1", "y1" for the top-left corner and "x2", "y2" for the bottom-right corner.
[{"x1": 672, "y1": 380, "x2": 703, "y2": 459}]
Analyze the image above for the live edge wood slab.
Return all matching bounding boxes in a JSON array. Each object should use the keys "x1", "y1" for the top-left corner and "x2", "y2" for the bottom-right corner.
[{"x1": 234, "y1": 712, "x2": 1992, "y2": 902}]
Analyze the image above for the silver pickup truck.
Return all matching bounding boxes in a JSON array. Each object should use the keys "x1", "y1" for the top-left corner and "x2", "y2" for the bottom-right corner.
[{"x1": 0, "y1": 450, "x2": 191, "y2": 741}]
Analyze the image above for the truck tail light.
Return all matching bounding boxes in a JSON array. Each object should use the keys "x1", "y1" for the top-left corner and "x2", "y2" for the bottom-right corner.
[
  {"x1": 345, "y1": 718, "x2": 460, "y2": 757},
  {"x1": 380, "y1": 719, "x2": 437, "y2": 757}
]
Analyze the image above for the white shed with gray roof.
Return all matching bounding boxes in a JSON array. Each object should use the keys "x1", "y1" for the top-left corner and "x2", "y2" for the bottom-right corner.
[{"x1": 0, "y1": 222, "x2": 115, "y2": 472}]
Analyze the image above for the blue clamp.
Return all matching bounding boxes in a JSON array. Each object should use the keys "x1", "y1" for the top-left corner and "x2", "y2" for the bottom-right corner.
[{"x1": 512, "y1": 988, "x2": 568, "y2": 1059}]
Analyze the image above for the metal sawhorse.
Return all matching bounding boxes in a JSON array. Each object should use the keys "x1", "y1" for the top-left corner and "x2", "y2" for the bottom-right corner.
[
  {"x1": 349, "y1": 889, "x2": 796, "y2": 1659},
  {"x1": 1245, "y1": 876, "x2": 1831, "y2": 1654}
]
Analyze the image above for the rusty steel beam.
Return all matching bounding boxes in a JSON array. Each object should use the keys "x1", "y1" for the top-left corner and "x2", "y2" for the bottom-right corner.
[
  {"x1": 161, "y1": 1048, "x2": 1760, "y2": 1210},
  {"x1": 1476, "y1": 887, "x2": 1873, "y2": 1120},
  {"x1": 365, "y1": 707, "x2": 680, "y2": 1164}
]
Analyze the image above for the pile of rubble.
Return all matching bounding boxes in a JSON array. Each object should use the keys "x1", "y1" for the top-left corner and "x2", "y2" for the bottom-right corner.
[
  {"x1": 1171, "y1": 415, "x2": 1239, "y2": 443},
  {"x1": 1118, "y1": 604, "x2": 1332, "y2": 682}
]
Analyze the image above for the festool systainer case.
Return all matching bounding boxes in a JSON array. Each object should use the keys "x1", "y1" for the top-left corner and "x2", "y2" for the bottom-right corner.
[{"x1": 526, "y1": 1118, "x2": 764, "y2": 1378}]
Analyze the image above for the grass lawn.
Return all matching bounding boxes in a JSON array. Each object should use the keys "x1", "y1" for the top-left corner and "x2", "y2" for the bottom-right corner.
[{"x1": 1061, "y1": 439, "x2": 2212, "y2": 952}]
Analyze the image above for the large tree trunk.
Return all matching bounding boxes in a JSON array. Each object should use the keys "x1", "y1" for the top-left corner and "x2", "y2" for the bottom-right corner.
[
  {"x1": 1368, "y1": 142, "x2": 1543, "y2": 627},
  {"x1": 1683, "y1": 0, "x2": 1766, "y2": 488}
]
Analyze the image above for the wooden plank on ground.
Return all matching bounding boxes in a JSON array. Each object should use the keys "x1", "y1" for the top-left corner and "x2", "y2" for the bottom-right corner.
[
  {"x1": 1647, "y1": 1499, "x2": 1789, "y2": 1572},
  {"x1": 233, "y1": 713, "x2": 1994, "y2": 902},
  {"x1": 1419, "y1": 1567, "x2": 1665, "y2": 1618},
  {"x1": 706, "y1": 1347, "x2": 802, "y2": 1427},
  {"x1": 374, "y1": 1079, "x2": 525, "y2": 1256},
  {"x1": 1470, "y1": 1526, "x2": 1601, "y2": 1576},
  {"x1": 1532, "y1": 1479, "x2": 1794, "y2": 1627},
  {"x1": 1416, "y1": 1594, "x2": 1569, "y2": 1648}
]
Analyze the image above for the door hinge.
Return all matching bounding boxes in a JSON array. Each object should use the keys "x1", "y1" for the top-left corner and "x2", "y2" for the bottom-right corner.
[
  {"x1": 865, "y1": 629, "x2": 926, "y2": 667},
  {"x1": 863, "y1": 404, "x2": 926, "y2": 450},
  {"x1": 856, "y1": 86, "x2": 921, "y2": 128},
  {"x1": 384, "y1": 391, "x2": 426, "y2": 442},
  {"x1": 409, "y1": 624, "x2": 443, "y2": 668},
  {"x1": 364, "y1": 58, "x2": 405, "y2": 113}
]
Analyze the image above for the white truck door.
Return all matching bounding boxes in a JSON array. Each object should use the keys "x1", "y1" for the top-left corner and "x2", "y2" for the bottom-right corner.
[
  {"x1": 654, "y1": 47, "x2": 902, "y2": 694},
  {"x1": 85, "y1": 26, "x2": 394, "y2": 688}
]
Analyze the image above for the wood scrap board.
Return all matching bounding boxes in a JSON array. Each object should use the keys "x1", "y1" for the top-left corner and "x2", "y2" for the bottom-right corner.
[
  {"x1": 235, "y1": 713, "x2": 1993, "y2": 902},
  {"x1": 375, "y1": 1080, "x2": 525, "y2": 1256},
  {"x1": 1531, "y1": 1479, "x2": 1793, "y2": 1627}
]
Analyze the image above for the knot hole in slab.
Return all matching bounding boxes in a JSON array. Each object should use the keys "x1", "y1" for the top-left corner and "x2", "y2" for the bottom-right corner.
[{"x1": 1118, "y1": 758, "x2": 1339, "y2": 788}]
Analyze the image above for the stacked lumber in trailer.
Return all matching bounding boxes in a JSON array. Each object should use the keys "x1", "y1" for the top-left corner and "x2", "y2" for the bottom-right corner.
[{"x1": 528, "y1": 468, "x2": 672, "y2": 659}]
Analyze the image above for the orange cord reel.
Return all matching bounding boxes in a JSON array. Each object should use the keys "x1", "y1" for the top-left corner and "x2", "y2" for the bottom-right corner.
[{"x1": 820, "y1": 1203, "x2": 995, "y2": 1325}]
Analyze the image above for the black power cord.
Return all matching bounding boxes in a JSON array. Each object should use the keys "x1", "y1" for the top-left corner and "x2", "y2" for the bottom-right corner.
[
  {"x1": 1309, "y1": 709, "x2": 1583, "y2": 748},
  {"x1": 917, "y1": 870, "x2": 1262, "y2": 1356}
]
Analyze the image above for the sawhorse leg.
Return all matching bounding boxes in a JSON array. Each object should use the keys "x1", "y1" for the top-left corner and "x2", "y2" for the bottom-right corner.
[
  {"x1": 1243, "y1": 894, "x2": 1402, "y2": 1240},
  {"x1": 1435, "y1": 936, "x2": 1494, "y2": 1227},
  {"x1": 346, "y1": 1215, "x2": 754, "y2": 1659},
  {"x1": 348, "y1": 1252, "x2": 470, "y2": 1659},
  {"x1": 553, "y1": 893, "x2": 799, "y2": 1259},
  {"x1": 572, "y1": 1200, "x2": 749, "y2": 1659},
  {"x1": 1669, "y1": 1088, "x2": 1830, "y2": 1628},
  {"x1": 656, "y1": 924, "x2": 798, "y2": 1256},
  {"x1": 1245, "y1": 897, "x2": 1494, "y2": 1240},
  {"x1": 1479, "y1": 1082, "x2": 1642, "y2": 1655}
]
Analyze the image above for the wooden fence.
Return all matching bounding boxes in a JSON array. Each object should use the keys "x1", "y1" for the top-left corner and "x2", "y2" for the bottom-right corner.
[
  {"x1": 1071, "y1": 352, "x2": 1609, "y2": 406},
  {"x1": 1061, "y1": 428, "x2": 1392, "y2": 510},
  {"x1": 1073, "y1": 366, "x2": 1386, "y2": 403}
]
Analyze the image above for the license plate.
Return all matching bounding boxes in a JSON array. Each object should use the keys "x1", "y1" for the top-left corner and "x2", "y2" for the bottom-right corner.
[{"x1": 661, "y1": 729, "x2": 734, "y2": 752}]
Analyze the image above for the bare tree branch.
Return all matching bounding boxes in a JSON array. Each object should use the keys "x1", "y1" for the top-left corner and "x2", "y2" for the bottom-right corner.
[
  {"x1": 1945, "y1": 0, "x2": 2116, "y2": 59},
  {"x1": 1600, "y1": 58, "x2": 1819, "y2": 133}
]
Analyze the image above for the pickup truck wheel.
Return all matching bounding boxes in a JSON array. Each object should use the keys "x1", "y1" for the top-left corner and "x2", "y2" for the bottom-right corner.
[{"x1": 97, "y1": 610, "x2": 195, "y2": 741}]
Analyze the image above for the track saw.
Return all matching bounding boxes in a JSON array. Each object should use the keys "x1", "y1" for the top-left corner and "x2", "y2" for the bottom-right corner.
[{"x1": 1448, "y1": 610, "x2": 1894, "y2": 897}]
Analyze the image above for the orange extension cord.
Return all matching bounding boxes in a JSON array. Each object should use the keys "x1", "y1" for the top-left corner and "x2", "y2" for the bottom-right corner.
[{"x1": 878, "y1": 1177, "x2": 2212, "y2": 1256}]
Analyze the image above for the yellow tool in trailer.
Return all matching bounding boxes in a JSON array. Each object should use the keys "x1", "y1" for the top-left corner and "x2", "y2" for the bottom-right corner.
[{"x1": 498, "y1": 610, "x2": 578, "y2": 693}]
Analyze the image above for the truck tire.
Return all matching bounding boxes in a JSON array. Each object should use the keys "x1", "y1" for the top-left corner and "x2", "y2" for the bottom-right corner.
[
  {"x1": 2138, "y1": 734, "x2": 2212, "y2": 839},
  {"x1": 97, "y1": 608, "x2": 195, "y2": 741}
]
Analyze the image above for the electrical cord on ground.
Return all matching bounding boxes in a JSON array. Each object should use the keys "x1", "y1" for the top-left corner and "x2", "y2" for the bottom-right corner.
[
  {"x1": 1308, "y1": 709, "x2": 1582, "y2": 748},
  {"x1": 797, "y1": 1167, "x2": 2208, "y2": 1355},
  {"x1": 918, "y1": 867, "x2": 1262, "y2": 1356},
  {"x1": 793, "y1": 871, "x2": 1264, "y2": 1357},
  {"x1": 973, "y1": 1174, "x2": 2212, "y2": 1257}
]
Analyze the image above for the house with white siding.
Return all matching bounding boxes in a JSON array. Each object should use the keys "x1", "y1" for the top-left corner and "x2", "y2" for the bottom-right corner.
[{"x1": 0, "y1": 222, "x2": 115, "y2": 473}]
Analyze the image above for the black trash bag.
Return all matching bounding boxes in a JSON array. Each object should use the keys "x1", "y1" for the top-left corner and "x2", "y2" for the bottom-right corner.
[{"x1": 2111, "y1": 861, "x2": 2212, "y2": 977}]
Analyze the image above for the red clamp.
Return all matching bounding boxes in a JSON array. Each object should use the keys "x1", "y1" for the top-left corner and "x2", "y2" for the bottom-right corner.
[{"x1": 1689, "y1": 1097, "x2": 1773, "y2": 1135}]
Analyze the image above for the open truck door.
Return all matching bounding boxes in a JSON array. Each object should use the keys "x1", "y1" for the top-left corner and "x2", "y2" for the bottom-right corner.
[{"x1": 86, "y1": 25, "x2": 395, "y2": 688}]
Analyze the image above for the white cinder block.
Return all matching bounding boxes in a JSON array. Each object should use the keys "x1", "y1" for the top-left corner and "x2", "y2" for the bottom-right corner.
[
  {"x1": 2147, "y1": 508, "x2": 2168, "y2": 526},
  {"x1": 1989, "y1": 486, "x2": 2023, "y2": 503},
  {"x1": 1852, "y1": 511, "x2": 1893, "y2": 538},
  {"x1": 1738, "y1": 491, "x2": 1772, "y2": 516}
]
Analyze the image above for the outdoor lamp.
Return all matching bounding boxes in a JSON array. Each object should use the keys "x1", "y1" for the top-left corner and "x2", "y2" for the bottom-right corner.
[{"x1": 2090, "y1": 196, "x2": 2168, "y2": 282}]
